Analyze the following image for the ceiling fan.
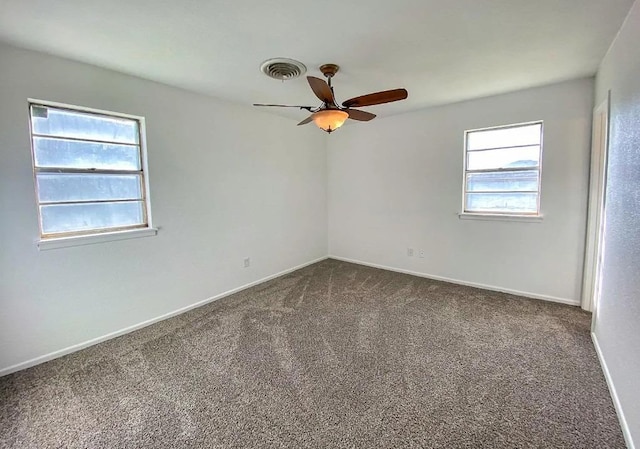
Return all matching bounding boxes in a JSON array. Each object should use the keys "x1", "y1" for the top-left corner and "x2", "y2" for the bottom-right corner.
[{"x1": 253, "y1": 64, "x2": 408, "y2": 133}]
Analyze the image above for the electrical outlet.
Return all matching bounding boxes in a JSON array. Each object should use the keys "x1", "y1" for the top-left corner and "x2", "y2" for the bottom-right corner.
[
  {"x1": 244, "y1": 257, "x2": 251, "y2": 268},
  {"x1": 419, "y1": 250, "x2": 425, "y2": 258},
  {"x1": 407, "y1": 248, "x2": 414, "y2": 257}
]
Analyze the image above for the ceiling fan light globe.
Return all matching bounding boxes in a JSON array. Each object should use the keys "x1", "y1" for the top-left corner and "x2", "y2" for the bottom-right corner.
[{"x1": 312, "y1": 109, "x2": 349, "y2": 133}]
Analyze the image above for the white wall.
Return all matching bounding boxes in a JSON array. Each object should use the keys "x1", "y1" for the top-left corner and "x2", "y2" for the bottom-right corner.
[
  {"x1": 328, "y1": 78, "x2": 594, "y2": 304},
  {"x1": 0, "y1": 43, "x2": 328, "y2": 373},
  {"x1": 594, "y1": 1, "x2": 640, "y2": 446}
]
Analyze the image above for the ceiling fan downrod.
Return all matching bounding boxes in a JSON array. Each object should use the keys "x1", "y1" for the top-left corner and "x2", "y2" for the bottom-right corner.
[{"x1": 320, "y1": 63, "x2": 339, "y2": 89}]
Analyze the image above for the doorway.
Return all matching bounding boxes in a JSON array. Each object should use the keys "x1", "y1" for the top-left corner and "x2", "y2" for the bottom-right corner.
[{"x1": 582, "y1": 94, "x2": 610, "y2": 315}]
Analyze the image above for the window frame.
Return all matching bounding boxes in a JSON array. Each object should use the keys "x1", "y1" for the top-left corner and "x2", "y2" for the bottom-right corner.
[
  {"x1": 460, "y1": 120, "x2": 544, "y2": 220},
  {"x1": 27, "y1": 99, "x2": 156, "y2": 248}
]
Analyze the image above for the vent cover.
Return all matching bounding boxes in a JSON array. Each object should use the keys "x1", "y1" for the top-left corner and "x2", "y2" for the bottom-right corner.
[{"x1": 260, "y1": 58, "x2": 307, "y2": 81}]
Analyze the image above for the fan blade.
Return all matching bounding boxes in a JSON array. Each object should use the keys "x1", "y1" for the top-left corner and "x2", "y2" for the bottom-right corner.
[
  {"x1": 342, "y1": 88, "x2": 408, "y2": 108},
  {"x1": 346, "y1": 109, "x2": 376, "y2": 122},
  {"x1": 297, "y1": 115, "x2": 313, "y2": 126},
  {"x1": 307, "y1": 76, "x2": 335, "y2": 105},
  {"x1": 253, "y1": 103, "x2": 315, "y2": 108}
]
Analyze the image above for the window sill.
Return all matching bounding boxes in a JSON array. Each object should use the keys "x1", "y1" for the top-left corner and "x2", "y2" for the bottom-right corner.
[
  {"x1": 458, "y1": 213, "x2": 543, "y2": 223},
  {"x1": 37, "y1": 227, "x2": 158, "y2": 250}
]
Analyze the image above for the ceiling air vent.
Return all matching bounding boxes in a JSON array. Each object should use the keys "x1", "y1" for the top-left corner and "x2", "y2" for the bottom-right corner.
[{"x1": 260, "y1": 58, "x2": 307, "y2": 81}]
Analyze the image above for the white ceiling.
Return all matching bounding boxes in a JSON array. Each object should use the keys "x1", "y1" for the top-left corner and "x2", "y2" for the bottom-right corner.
[{"x1": 0, "y1": 0, "x2": 634, "y2": 121}]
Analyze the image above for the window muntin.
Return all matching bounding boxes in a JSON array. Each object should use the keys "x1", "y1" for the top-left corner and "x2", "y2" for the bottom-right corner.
[
  {"x1": 463, "y1": 122, "x2": 543, "y2": 215},
  {"x1": 29, "y1": 102, "x2": 150, "y2": 238}
]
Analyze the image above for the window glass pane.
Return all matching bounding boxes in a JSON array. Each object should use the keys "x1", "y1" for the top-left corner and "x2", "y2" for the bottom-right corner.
[
  {"x1": 466, "y1": 170, "x2": 539, "y2": 192},
  {"x1": 29, "y1": 102, "x2": 151, "y2": 237},
  {"x1": 465, "y1": 192, "x2": 538, "y2": 213},
  {"x1": 33, "y1": 137, "x2": 141, "y2": 170},
  {"x1": 467, "y1": 123, "x2": 541, "y2": 151},
  {"x1": 31, "y1": 106, "x2": 139, "y2": 144},
  {"x1": 40, "y1": 201, "x2": 145, "y2": 234},
  {"x1": 37, "y1": 173, "x2": 143, "y2": 203},
  {"x1": 467, "y1": 146, "x2": 540, "y2": 171}
]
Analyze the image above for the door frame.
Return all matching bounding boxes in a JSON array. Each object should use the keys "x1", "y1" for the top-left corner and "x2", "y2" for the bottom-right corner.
[{"x1": 582, "y1": 93, "x2": 610, "y2": 315}]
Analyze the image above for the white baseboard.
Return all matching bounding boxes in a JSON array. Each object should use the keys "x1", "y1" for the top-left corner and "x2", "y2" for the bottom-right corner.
[
  {"x1": 0, "y1": 256, "x2": 328, "y2": 377},
  {"x1": 328, "y1": 255, "x2": 580, "y2": 306},
  {"x1": 592, "y1": 333, "x2": 635, "y2": 449}
]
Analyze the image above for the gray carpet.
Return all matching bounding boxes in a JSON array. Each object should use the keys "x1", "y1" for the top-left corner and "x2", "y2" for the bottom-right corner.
[{"x1": 0, "y1": 259, "x2": 625, "y2": 448}]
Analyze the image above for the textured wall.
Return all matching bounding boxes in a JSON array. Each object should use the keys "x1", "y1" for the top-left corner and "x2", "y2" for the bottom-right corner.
[
  {"x1": 0, "y1": 43, "x2": 328, "y2": 373},
  {"x1": 328, "y1": 78, "x2": 593, "y2": 304},
  {"x1": 594, "y1": 1, "x2": 640, "y2": 446}
]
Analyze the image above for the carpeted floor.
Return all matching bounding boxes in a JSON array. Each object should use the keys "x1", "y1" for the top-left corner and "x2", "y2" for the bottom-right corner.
[{"x1": 0, "y1": 259, "x2": 625, "y2": 448}]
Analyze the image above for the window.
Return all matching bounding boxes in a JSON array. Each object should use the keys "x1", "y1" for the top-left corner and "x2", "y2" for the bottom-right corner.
[
  {"x1": 29, "y1": 101, "x2": 152, "y2": 240},
  {"x1": 462, "y1": 121, "x2": 543, "y2": 216}
]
